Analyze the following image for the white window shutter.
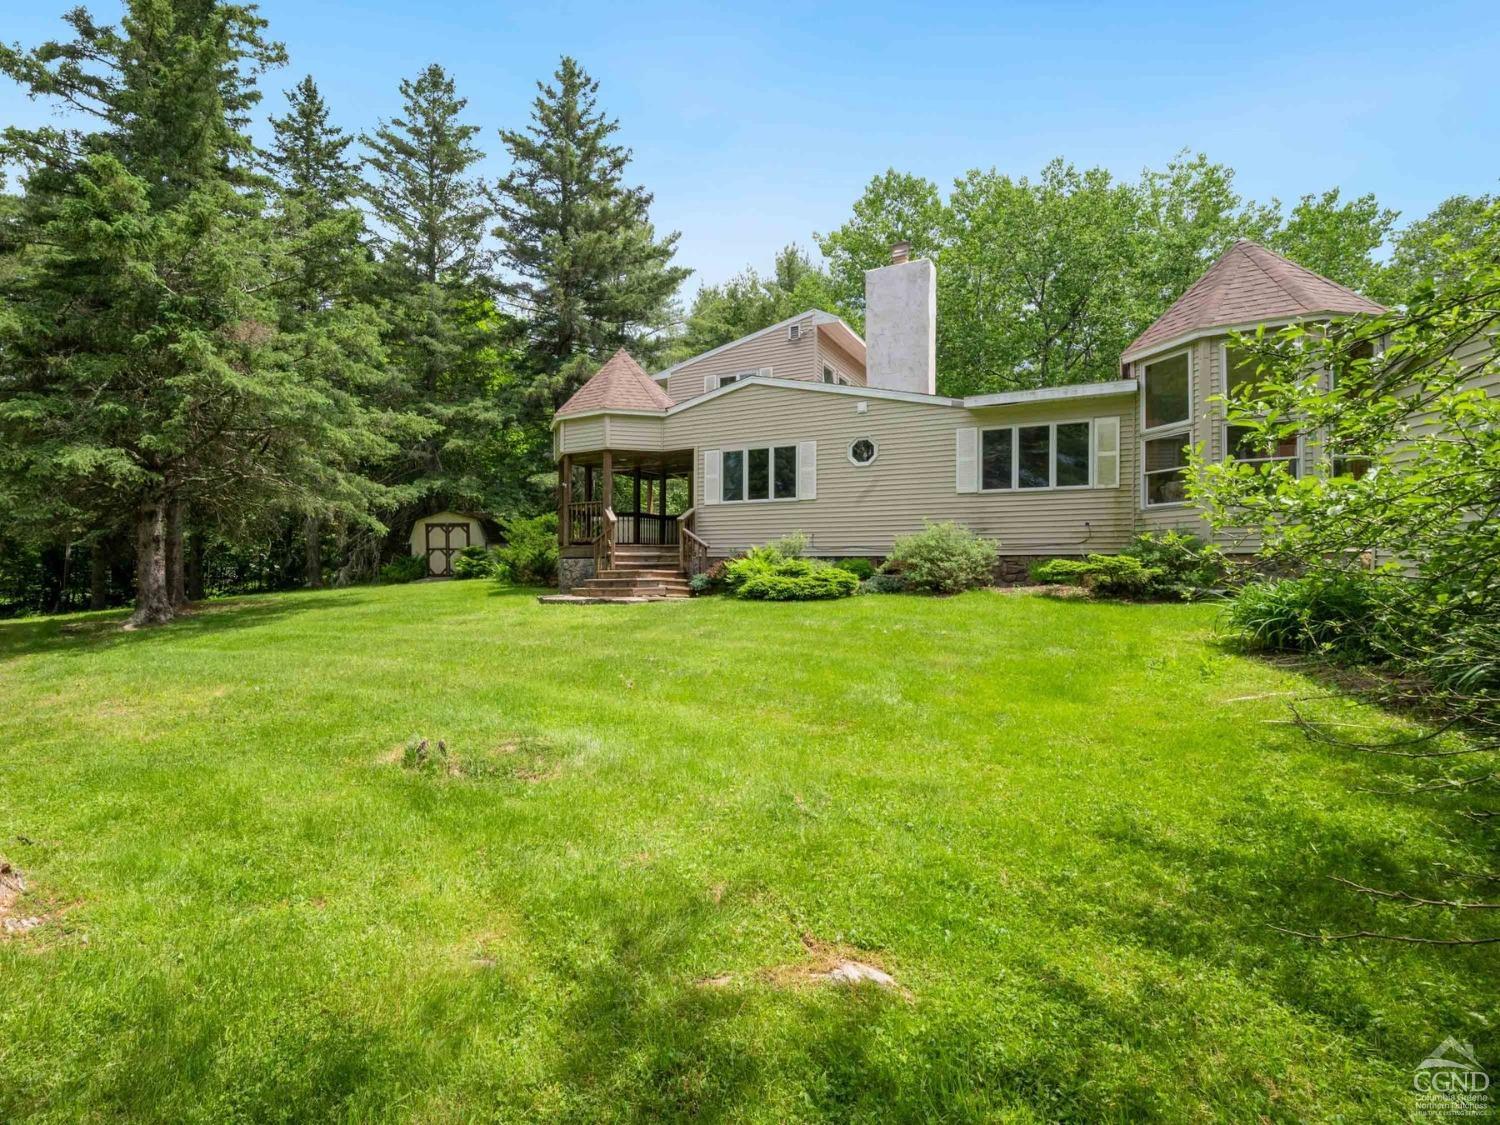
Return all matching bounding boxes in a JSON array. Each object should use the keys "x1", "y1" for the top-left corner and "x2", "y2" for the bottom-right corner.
[
  {"x1": 757, "y1": 366, "x2": 772, "y2": 379},
  {"x1": 703, "y1": 373, "x2": 714, "y2": 394},
  {"x1": 1093, "y1": 416, "x2": 1120, "y2": 489},
  {"x1": 955, "y1": 427, "x2": 978, "y2": 493},
  {"x1": 703, "y1": 449, "x2": 721, "y2": 505},
  {"x1": 797, "y1": 441, "x2": 817, "y2": 499}
]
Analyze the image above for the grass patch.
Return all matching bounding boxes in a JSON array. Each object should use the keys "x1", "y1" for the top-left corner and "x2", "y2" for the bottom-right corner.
[{"x1": 0, "y1": 581, "x2": 1494, "y2": 1120}]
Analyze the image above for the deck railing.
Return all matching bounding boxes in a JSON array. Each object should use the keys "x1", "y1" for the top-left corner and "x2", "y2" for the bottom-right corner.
[
  {"x1": 567, "y1": 500, "x2": 603, "y2": 545},
  {"x1": 593, "y1": 507, "x2": 617, "y2": 574},
  {"x1": 616, "y1": 512, "x2": 678, "y2": 546},
  {"x1": 678, "y1": 508, "x2": 709, "y2": 576}
]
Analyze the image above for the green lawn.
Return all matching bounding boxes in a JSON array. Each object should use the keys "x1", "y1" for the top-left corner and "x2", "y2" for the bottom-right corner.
[{"x1": 1, "y1": 582, "x2": 1493, "y2": 1121}]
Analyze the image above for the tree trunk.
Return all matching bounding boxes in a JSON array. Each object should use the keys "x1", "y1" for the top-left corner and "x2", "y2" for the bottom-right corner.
[
  {"x1": 90, "y1": 543, "x2": 109, "y2": 610},
  {"x1": 304, "y1": 515, "x2": 323, "y2": 589},
  {"x1": 130, "y1": 500, "x2": 174, "y2": 626},
  {"x1": 185, "y1": 531, "x2": 205, "y2": 602},
  {"x1": 165, "y1": 498, "x2": 187, "y2": 608}
]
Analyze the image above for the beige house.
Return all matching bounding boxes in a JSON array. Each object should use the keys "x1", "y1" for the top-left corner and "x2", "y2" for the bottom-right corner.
[{"x1": 548, "y1": 240, "x2": 1390, "y2": 599}]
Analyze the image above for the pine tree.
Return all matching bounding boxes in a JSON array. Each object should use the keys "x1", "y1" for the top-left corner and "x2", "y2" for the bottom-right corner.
[
  {"x1": 360, "y1": 66, "x2": 538, "y2": 537},
  {"x1": 492, "y1": 56, "x2": 690, "y2": 406},
  {"x1": 362, "y1": 64, "x2": 491, "y2": 287},
  {"x1": 264, "y1": 76, "x2": 416, "y2": 588},
  {"x1": 0, "y1": 4, "x2": 395, "y2": 624}
]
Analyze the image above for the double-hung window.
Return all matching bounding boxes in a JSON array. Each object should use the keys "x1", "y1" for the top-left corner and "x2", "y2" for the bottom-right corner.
[
  {"x1": 721, "y1": 444, "x2": 799, "y2": 502},
  {"x1": 1140, "y1": 351, "x2": 1193, "y2": 506},
  {"x1": 980, "y1": 422, "x2": 1091, "y2": 490},
  {"x1": 1222, "y1": 344, "x2": 1299, "y2": 477}
]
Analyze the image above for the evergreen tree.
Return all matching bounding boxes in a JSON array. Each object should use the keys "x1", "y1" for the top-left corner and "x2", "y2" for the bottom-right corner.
[
  {"x1": 492, "y1": 56, "x2": 690, "y2": 406},
  {"x1": 264, "y1": 76, "x2": 417, "y2": 588},
  {"x1": 0, "y1": 4, "x2": 396, "y2": 624},
  {"x1": 674, "y1": 244, "x2": 843, "y2": 360},
  {"x1": 361, "y1": 66, "x2": 538, "y2": 540}
]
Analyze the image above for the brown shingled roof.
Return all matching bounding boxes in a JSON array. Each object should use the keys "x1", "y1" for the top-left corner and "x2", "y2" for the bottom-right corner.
[
  {"x1": 555, "y1": 349, "x2": 673, "y2": 416},
  {"x1": 1123, "y1": 240, "x2": 1386, "y2": 361}
]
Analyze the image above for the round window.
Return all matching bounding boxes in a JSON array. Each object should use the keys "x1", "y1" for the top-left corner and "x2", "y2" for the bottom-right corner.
[{"x1": 848, "y1": 438, "x2": 878, "y2": 466}]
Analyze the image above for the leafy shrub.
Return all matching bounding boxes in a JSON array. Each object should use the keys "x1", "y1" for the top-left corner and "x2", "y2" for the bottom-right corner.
[
  {"x1": 1226, "y1": 573, "x2": 1390, "y2": 657},
  {"x1": 736, "y1": 566, "x2": 859, "y2": 601},
  {"x1": 832, "y1": 557, "x2": 876, "y2": 581},
  {"x1": 882, "y1": 522, "x2": 998, "y2": 594},
  {"x1": 1031, "y1": 554, "x2": 1161, "y2": 598},
  {"x1": 688, "y1": 572, "x2": 716, "y2": 596},
  {"x1": 723, "y1": 545, "x2": 858, "y2": 601},
  {"x1": 492, "y1": 513, "x2": 559, "y2": 586},
  {"x1": 451, "y1": 546, "x2": 499, "y2": 580},
  {"x1": 1122, "y1": 531, "x2": 1231, "y2": 596},
  {"x1": 860, "y1": 572, "x2": 909, "y2": 594},
  {"x1": 379, "y1": 553, "x2": 427, "y2": 584},
  {"x1": 763, "y1": 531, "x2": 809, "y2": 558}
]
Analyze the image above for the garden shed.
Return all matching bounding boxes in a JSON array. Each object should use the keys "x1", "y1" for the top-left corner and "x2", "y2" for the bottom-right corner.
[{"x1": 408, "y1": 511, "x2": 490, "y2": 578}]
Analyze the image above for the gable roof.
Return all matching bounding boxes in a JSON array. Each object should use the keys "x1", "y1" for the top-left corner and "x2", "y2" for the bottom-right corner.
[
  {"x1": 556, "y1": 349, "x2": 674, "y2": 416},
  {"x1": 652, "y1": 309, "x2": 865, "y2": 383},
  {"x1": 1122, "y1": 240, "x2": 1386, "y2": 362}
]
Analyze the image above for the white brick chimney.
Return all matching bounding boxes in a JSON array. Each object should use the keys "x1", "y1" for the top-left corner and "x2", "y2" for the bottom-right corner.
[{"x1": 863, "y1": 243, "x2": 936, "y2": 395}]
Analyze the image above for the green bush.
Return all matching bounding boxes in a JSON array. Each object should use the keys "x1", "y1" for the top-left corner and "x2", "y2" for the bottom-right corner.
[
  {"x1": 831, "y1": 557, "x2": 876, "y2": 581},
  {"x1": 723, "y1": 545, "x2": 858, "y2": 601},
  {"x1": 451, "y1": 546, "x2": 499, "y2": 580},
  {"x1": 687, "y1": 572, "x2": 716, "y2": 596},
  {"x1": 1226, "y1": 573, "x2": 1390, "y2": 657},
  {"x1": 1031, "y1": 554, "x2": 1161, "y2": 598},
  {"x1": 763, "y1": 531, "x2": 809, "y2": 558},
  {"x1": 860, "y1": 572, "x2": 909, "y2": 595},
  {"x1": 882, "y1": 522, "x2": 998, "y2": 594},
  {"x1": 1122, "y1": 531, "x2": 1231, "y2": 597},
  {"x1": 492, "y1": 513, "x2": 559, "y2": 586},
  {"x1": 379, "y1": 554, "x2": 427, "y2": 584}
]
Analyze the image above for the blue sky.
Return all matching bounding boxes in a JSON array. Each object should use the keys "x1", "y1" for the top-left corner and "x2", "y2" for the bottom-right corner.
[{"x1": 4, "y1": 0, "x2": 1499, "y2": 295}]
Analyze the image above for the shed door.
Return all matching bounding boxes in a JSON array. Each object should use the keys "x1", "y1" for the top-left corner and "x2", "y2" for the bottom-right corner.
[{"x1": 424, "y1": 522, "x2": 471, "y2": 577}]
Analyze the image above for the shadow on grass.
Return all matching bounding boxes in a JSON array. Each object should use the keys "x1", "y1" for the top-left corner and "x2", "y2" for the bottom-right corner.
[
  {"x1": 0, "y1": 589, "x2": 371, "y2": 663},
  {"x1": 543, "y1": 885, "x2": 904, "y2": 1119}
]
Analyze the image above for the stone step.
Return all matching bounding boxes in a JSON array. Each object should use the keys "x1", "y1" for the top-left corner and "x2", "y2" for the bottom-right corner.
[{"x1": 580, "y1": 579, "x2": 692, "y2": 594}]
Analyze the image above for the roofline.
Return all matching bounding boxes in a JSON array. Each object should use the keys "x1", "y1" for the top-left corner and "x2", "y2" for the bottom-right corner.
[
  {"x1": 651, "y1": 309, "x2": 865, "y2": 382},
  {"x1": 552, "y1": 375, "x2": 1137, "y2": 428},
  {"x1": 963, "y1": 380, "x2": 1139, "y2": 407},
  {"x1": 1120, "y1": 313, "x2": 1374, "y2": 364}
]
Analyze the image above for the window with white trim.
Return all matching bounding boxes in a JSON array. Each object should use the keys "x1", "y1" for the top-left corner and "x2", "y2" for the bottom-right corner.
[
  {"x1": 1143, "y1": 433, "x2": 1191, "y2": 506},
  {"x1": 980, "y1": 422, "x2": 1091, "y2": 491},
  {"x1": 848, "y1": 438, "x2": 877, "y2": 465},
  {"x1": 1143, "y1": 351, "x2": 1191, "y2": 430},
  {"x1": 822, "y1": 364, "x2": 836, "y2": 384},
  {"x1": 1222, "y1": 343, "x2": 1299, "y2": 477},
  {"x1": 717, "y1": 370, "x2": 753, "y2": 389},
  {"x1": 721, "y1": 444, "x2": 799, "y2": 502},
  {"x1": 1141, "y1": 350, "x2": 1193, "y2": 506}
]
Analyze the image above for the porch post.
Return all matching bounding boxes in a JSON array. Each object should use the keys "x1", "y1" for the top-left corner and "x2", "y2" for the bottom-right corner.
[
  {"x1": 601, "y1": 450, "x2": 613, "y2": 512},
  {"x1": 658, "y1": 466, "x2": 668, "y2": 521},
  {"x1": 633, "y1": 467, "x2": 642, "y2": 542},
  {"x1": 559, "y1": 454, "x2": 572, "y2": 546},
  {"x1": 585, "y1": 464, "x2": 595, "y2": 503}
]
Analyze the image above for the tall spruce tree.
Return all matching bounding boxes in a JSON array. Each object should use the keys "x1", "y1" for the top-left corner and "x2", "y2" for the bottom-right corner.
[
  {"x1": 0, "y1": 4, "x2": 401, "y2": 624},
  {"x1": 264, "y1": 76, "x2": 417, "y2": 588},
  {"x1": 361, "y1": 65, "x2": 537, "y2": 537},
  {"x1": 492, "y1": 56, "x2": 690, "y2": 406}
]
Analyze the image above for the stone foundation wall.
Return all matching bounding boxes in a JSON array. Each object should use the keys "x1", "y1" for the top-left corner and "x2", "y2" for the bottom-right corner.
[
  {"x1": 993, "y1": 554, "x2": 1081, "y2": 585},
  {"x1": 558, "y1": 557, "x2": 596, "y2": 593}
]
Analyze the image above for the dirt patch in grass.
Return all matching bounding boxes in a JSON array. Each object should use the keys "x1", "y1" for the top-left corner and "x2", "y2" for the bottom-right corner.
[
  {"x1": 1, "y1": 860, "x2": 55, "y2": 938},
  {"x1": 698, "y1": 934, "x2": 910, "y2": 997},
  {"x1": 381, "y1": 735, "x2": 569, "y2": 782}
]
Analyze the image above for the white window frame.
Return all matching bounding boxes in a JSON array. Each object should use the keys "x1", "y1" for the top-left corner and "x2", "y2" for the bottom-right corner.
[
  {"x1": 847, "y1": 437, "x2": 878, "y2": 466},
  {"x1": 978, "y1": 421, "x2": 1092, "y2": 492},
  {"x1": 717, "y1": 369, "x2": 756, "y2": 389},
  {"x1": 822, "y1": 363, "x2": 837, "y2": 385},
  {"x1": 1219, "y1": 342, "x2": 1301, "y2": 477},
  {"x1": 719, "y1": 442, "x2": 801, "y2": 503},
  {"x1": 1139, "y1": 348, "x2": 1194, "y2": 508}
]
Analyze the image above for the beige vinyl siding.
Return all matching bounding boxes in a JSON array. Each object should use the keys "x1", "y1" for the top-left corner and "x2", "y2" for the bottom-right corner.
[
  {"x1": 814, "y1": 330, "x2": 867, "y2": 386},
  {"x1": 662, "y1": 314, "x2": 823, "y2": 402},
  {"x1": 556, "y1": 416, "x2": 606, "y2": 455},
  {"x1": 663, "y1": 384, "x2": 1136, "y2": 556},
  {"x1": 599, "y1": 415, "x2": 665, "y2": 452}
]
